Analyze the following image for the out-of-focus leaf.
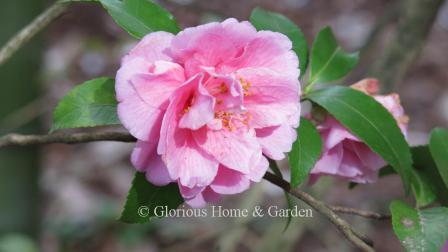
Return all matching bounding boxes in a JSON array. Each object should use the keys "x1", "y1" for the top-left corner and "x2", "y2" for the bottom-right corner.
[
  {"x1": 52, "y1": 77, "x2": 120, "y2": 131},
  {"x1": 288, "y1": 117, "x2": 322, "y2": 187},
  {"x1": 429, "y1": 128, "x2": 448, "y2": 189},
  {"x1": 250, "y1": 7, "x2": 308, "y2": 77},
  {"x1": 309, "y1": 27, "x2": 358, "y2": 85},
  {"x1": 308, "y1": 86, "x2": 413, "y2": 192},
  {"x1": 390, "y1": 200, "x2": 448, "y2": 251},
  {"x1": 0, "y1": 234, "x2": 37, "y2": 252},
  {"x1": 99, "y1": 0, "x2": 180, "y2": 38},
  {"x1": 120, "y1": 172, "x2": 183, "y2": 223}
]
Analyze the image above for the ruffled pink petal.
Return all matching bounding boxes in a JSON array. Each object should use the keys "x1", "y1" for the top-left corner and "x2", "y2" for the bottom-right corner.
[
  {"x1": 131, "y1": 141, "x2": 172, "y2": 186},
  {"x1": 117, "y1": 32, "x2": 175, "y2": 101},
  {"x1": 210, "y1": 166, "x2": 250, "y2": 194},
  {"x1": 374, "y1": 94, "x2": 409, "y2": 136},
  {"x1": 117, "y1": 95, "x2": 164, "y2": 141},
  {"x1": 234, "y1": 67, "x2": 300, "y2": 128},
  {"x1": 158, "y1": 74, "x2": 202, "y2": 155},
  {"x1": 320, "y1": 116, "x2": 359, "y2": 150},
  {"x1": 130, "y1": 62, "x2": 184, "y2": 108},
  {"x1": 223, "y1": 31, "x2": 299, "y2": 79},
  {"x1": 185, "y1": 187, "x2": 221, "y2": 208},
  {"x1": 246, "y1": 103, "x2": 300, "y2": 128},
  {"x1": 236, "y1": 67, "x2": 300, "y2": 103},
  {"x1": 193, "y1": 127, "x2": 261, "y2": 174},
  {"x1": 347, "y1": 141, "x2": 385, "y2": 172},
  {"x1": 256, "y1": 124, "x2": 297, "y2": 160},
  {"x1": 185, "y1": 193, "x2": 207, "y2": 208},
  {"x1": 158, "y1": 75, "x2": 219, "y2": 188},
  {"x1": 247, "y1": 154, "x2": 269, "y2": 182},
  {"x1": 287, "y1": 107, "x2": 301, "y2": 128},
  {"x1": 179, "y1": 184, "x2": 205, "y2": 199},
  {"x1": 165, "y1": 129, "x2": 219, "y2": 188},
  {"x1": 202, "y1": 72, "x2": 243, "y2": 112},
  {"x1": 337, "y1": 147, "x2": 366, "y2": 179},
  {"x1": 116, "y1": 59, "x2": 184, "y2": 141},
  {"x1": 116, "y1": 57, "x2": 151, "y2": 101},
  {"x1": 123, "y1": 31, "x2": 174, "y2": 63},
  {"x1": 178, "y1": 79, "x2": 215, "y2": 130},
  {"x1": 171, "y1": 18, "x2": 257, "y2": 76},
  {"x1": 311, "y1": 144, "x2": 344, "y2": 176}
]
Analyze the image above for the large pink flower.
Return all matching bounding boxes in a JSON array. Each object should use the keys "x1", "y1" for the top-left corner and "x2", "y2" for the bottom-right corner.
[
  {"x1": 310, "y1": 79, "x2": 409, "y2": 184},
  {"x1": 116, "y1": 19, "x2": 300, "y2": 207}
]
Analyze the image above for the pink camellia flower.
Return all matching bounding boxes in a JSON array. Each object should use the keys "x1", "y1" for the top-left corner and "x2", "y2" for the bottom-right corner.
[
  {"x1": 116, "y1": 19, "x2": 300, "y2": 207},
  {"x1": 309, "y1": 79, "x2": 409, "y2": 184}
]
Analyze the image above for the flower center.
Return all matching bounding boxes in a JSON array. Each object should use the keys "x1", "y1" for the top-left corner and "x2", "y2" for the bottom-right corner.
[
  {"x1": 214, "y1": 110, "x2": 251, "y2": 131},
  {"x1": 239, "y1": 78, "x2": 251, "y2": 96}
]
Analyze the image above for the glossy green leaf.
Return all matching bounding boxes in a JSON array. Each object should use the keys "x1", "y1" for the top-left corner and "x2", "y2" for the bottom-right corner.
[
  {"x1": 309, "y1": 27, "x2": 359, "y2": 84},
  {"x1": 288, "y1": 117, "x2": 322, "y2": 187},
  {"x1": 390, "y1": 200, "x2": 448, "y2": 252},
  {"x1": 412, "y1": 146, "x2": 448, "y2": 206},
  {"x1": 99, "y1": 0, "x2": 180, "y2": 38},
  {"x1": 410, "y1": 169, "x2": 437, "y2": 207},
  {"x1": 250, "y1": 7, "x2": 308, "y2": 77},
  {"x1": 307, "y1": 86, "x2": 413, "y2": 192},
  {"x1": 120, "y1": 172, "x2": 184, "y2": 223},
  {"x1": 52, "y1": 77, "x2": 120, "y2": 131},
  {"x1": 429, "y1": 128, "x2": 448, "y2": 189}
]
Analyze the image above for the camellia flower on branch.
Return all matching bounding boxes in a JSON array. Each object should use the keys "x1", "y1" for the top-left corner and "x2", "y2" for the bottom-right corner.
[
  {"x1": 116, "y1": 18, "x2": 301, "y2": 207},
  {"x1": 309, "y1": 79, "x2": 409, "y2": 184}
]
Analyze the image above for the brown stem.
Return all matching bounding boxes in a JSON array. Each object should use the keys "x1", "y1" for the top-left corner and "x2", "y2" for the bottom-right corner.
[
  {"x1": 330, "y1": 206, "x2": 391, "y2": 220},
  {"x1": 0, "y1": 132, "x2": 136, "y2": 148},
  {"x1": 263, "y1": 172, "x2": 374, "y2": 251}
]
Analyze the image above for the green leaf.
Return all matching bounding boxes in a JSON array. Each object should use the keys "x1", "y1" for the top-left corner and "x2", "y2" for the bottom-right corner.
[
  {"x1": 99, "y1": 0, "x2": 180, "y2": 38},
  {"x1": 120, "y1": 172, "x2": 184, "y2": 223},
  {"x1": 390, "y1": 200, "x2": 448, "y2": 251},
  {"x1": 307, "y1": 86, "x2": 413, "y2": 192},
  {"x1": 288, "y1": 117, "x2": 322, "y2": 187},
  {"x1": 429, "y1": 128, "x2": 448, "y2": 189},
  {"x1": 410, "y1": 168, "x2": 437, "y2": 207},
  {"x1": 52, "y1": 77, "x2": 120, "y2": 131},
  {"x1": 250, "y1": 7, "x2": 308, "y2": 78},
  {"x1": 413, "y1": 145, "x2": 448, "y2": 206},
  {"x1": 309, "y1": 27, "x2": 359, "y2": 84}
]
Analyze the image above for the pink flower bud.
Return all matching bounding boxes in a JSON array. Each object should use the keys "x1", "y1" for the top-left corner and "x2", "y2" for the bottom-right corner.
[{"x1": 310, "y1": 79, "x2": 409, "y2": 184}]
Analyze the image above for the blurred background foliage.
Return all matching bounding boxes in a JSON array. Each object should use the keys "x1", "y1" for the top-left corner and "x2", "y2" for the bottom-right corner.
[{"x1": 1, "y1": 0, "x2": 448, "y2": 251}]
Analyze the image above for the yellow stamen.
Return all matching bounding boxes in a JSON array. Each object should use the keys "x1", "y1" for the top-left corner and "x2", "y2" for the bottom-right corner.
[{"x1": 240, "y1": 78, "x2": 251, "y2": 96}]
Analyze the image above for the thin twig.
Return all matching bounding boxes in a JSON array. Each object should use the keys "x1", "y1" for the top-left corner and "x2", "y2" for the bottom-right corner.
[
  {"x1": 0, "y1": 131, "x2": 392, "y2": 250},
  {"x1": 0, "y1": 1, "x2": 69, "y2": 66},
  {"x1": 0, "y1": 132, "x2": 136, "y2": 148},
  {"x1": 263, "y1": 172, "x2": 374, "y2": 252},
  {"x1": 331, "y1": 206, "x2": 391, "y2": 220}
]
